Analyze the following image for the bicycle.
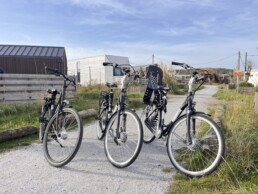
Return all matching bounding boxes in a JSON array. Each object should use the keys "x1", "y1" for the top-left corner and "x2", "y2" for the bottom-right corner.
[
  {"x1": 96, "y1": 82, "x2": 117, "y2": 140},
  {"x1": 39, "y1": 66, "x2": 83, "y2": 167},
  {"x1": 141, "y1": 62, "x2": 225, "y2": 177},
  {"x1": 100, "y1": 62, "x2": 143, "y2": 168},
  {"x1": 39, "y1": 88, "x2": 59, "y2": 143}
]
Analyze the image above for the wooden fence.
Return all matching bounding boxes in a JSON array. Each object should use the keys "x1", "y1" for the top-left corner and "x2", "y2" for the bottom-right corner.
[{"x1": 0, "y1": 74, "x2": 75, "y2": 102}]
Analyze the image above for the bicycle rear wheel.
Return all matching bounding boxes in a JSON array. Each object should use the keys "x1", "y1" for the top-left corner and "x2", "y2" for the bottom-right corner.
[
  {"x1": 43, "y1": 108, "x2": 83, "y2": 167},
  {"x1": 104, "y1": 108, "x2": 143, "y2": 168},
  {"x1": 167, "y1": 113, "x2": 225, "y2": 177}
]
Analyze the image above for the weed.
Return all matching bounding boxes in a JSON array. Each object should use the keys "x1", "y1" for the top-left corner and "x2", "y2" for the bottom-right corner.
[{"x1": 163, "y1": 167, "x2": 172, "y2": 173}]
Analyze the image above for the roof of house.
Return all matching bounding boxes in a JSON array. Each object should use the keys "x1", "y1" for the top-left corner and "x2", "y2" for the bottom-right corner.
[{"x1": 0, "y1": 45, "x2": 65, "y2": 58}]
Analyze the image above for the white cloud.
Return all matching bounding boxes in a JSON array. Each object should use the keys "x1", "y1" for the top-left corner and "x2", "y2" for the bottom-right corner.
[
  {"x1": 67, "y1": 0, "x2": 139, "y2": 15},
  {"x1": 156, "y1": 25, "x2": 215, "y2": 37},
  {"x1": 78, "y1": 17, "x2": 116, "y2": 26}
]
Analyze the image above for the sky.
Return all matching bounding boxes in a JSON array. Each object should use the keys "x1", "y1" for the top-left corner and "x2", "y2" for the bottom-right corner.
[{"x1": 0, "y1": 0, "x2": 258, "y2": 69}]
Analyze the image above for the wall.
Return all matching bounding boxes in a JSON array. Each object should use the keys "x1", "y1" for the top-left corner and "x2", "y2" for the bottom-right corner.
[
  {"x1": 0, "y1": 74, "x2": 75, "y2": 102},
  {"x1": 248, "y1": 69, "x2": 258, "y2": 86},
  {"x1": 68, "y1": 55, "x2": 129, "y2": 86}
]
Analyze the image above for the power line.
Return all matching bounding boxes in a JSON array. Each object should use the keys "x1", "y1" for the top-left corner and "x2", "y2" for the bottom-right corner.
[{"x1": 195, "y1": 53, "x2": 238, "y2": 65}]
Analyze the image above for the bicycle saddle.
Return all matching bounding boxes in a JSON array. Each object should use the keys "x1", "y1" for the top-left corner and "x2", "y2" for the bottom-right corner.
[
  {"x1": 47, "y1": 88, "x2": 60, "y2": 94},
  {"x1": 157, "y1": 85, "x2": 170, "y2": 91},
  {"x1": 106, "y1": 82, "x2": 118, "y2": 88}
]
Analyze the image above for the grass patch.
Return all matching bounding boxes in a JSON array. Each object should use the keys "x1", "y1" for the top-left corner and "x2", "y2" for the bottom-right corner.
[
  {"x1": 163, "y1": 167, "x2": 172, "y2": 173},
  {"x1": 167, "y1": 86, "x2": 258, "y2": 194},
  {"x1": 0, "y1": 102, "x2": 41, "y2": 131},
  {"x1": 0, "y1": 134, "x2": 38, "y2": 153},
  {"x1": 0, "y1": 84, "x2": 145, "y2": 152}
]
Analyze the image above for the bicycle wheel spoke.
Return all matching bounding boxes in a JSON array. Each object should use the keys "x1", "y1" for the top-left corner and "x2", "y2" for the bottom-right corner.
[{"x1": 172, "y1": 131, "x2": 186, "y2": 144}]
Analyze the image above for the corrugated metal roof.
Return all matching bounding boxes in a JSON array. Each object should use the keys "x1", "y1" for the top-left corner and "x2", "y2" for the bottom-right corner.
[{"x1": 0, "y1": 45, "x2": 65, "y2": 58}]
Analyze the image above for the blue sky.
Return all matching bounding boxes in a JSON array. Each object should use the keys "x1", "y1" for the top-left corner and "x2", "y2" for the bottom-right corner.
[{"x1": 0, "y1": 0, "x2": 258, "y2": 69}]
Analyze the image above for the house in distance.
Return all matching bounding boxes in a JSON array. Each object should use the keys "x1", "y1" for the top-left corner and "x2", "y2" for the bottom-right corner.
[{"x1": 68, "y1": 55, "x2": 129, "y2": 86}]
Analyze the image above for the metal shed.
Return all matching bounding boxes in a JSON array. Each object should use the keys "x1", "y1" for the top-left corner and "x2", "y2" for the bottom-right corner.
[{"x1": 0, "y1": 45, "x2": 67, "y2": 74}]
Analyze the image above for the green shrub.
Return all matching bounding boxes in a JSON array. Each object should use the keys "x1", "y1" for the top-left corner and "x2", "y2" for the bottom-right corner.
[{"x1": 239, "y1": 82, "x2": 254, "y2": 87}]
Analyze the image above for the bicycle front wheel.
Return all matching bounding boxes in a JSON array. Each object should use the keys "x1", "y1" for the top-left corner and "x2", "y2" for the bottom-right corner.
[
  {"x1": 43, "y1": 108, "x2": 83, "y2": 167},
  {"x1": 167, "y1": 113, "x2": 225, "y2": 177},
  {"x1": 104, "y1": 108, "x2": 143, "y2": 168}
]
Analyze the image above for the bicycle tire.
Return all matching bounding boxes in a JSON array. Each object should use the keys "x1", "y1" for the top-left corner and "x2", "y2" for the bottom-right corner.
[
  {"x1": 96, "y1": 103, "x2": 107, "y2": 140},
  {"x1": 104, "y1": 108, "x2": 143, "y2": 168},
  {"x1": 167, "y1": 113, "x2": 225, "y2": 177},
  {"x1": 43, "y1": 108, "x2": 83, "y2": 167},
  {"x1": 140, "y1": 105, "x2": 155, "y2": 143}
]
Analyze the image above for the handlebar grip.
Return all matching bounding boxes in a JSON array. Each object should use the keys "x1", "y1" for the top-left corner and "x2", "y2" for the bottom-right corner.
[
  {"x1": 103, "y1": 62, "x2": 119, "y2": 67},
  {"x1": 103, "y1": 62, "x2": 111, "y2": 66},
  {"x1": 171, "y1": 61, "x2": 185, "y2": 66},
  {"x1": 45, "y1": 66, "x2": 59, "y2": 75}
]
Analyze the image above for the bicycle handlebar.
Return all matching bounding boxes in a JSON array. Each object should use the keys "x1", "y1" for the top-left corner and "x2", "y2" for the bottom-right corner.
[
  {"x1": 171, "y1": 61, "x2": 193, "y2": 69},
  {"x1": 45, "y1": 66, "x2": 76, "y2": 85},
  {"x1": 171, "y1": 61, "x2": 213, "y2": 83},
  {"x1": 102, "y1": 62, "x2": 135, "y2": 75},
  {"x1": 45, "y1": 66, "x2": 60, "y2": 75}
]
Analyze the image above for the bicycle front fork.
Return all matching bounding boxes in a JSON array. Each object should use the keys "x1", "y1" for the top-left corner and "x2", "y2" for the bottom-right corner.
[{"x1": 186, "y1": 111, "x2": 196, "y2": 145}]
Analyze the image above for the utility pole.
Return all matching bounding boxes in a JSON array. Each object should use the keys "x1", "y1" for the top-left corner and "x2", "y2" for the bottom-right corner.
[
  {"x1": 152, "y1": 54, "x2": 154, "y2": 65},
  {"x1": 237, "y1": 51, "x2": 240, "y2": 70},
  {"x1": 245, "y1": 52, "x2": 247, "y2": 72},
  {"x1": 244, "y1": 52, "x2": 247, "y2": 81},
  {"x1": 89, "y1": 66, "x2": 91, "y2": 85},
  {"x1": 236, "y1": 51, "x2": 241, "y2": 93}
]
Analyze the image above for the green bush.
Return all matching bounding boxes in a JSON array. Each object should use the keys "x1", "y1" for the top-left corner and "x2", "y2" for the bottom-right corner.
[{"x1": 239, "y1": 82, "x2": 254, "y2": 87}]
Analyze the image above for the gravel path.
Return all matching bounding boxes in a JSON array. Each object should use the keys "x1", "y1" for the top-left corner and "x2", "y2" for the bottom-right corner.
[{"x1": 0, "y1": 85, "x2": 219, "y2": 194}]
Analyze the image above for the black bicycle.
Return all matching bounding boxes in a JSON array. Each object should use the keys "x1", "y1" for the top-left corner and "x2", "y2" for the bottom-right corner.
[
  {"x1": 98, "y1": 62, "x2": 143, "y2": 168},
  {"x1": 39, "y1": 67, "x2": 83, "y2": 167},
  {"x1": 96, "y1": 82, "x2": 117, "y2": 140},
  {"x1": 39, "y1": 88, "x2": 59, "y2": 143},
  {"x1": 141, "y1": 62, "x2": 225, "y2": 177}
]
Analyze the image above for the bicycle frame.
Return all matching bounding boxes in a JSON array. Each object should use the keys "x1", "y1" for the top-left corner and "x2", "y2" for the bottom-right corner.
[
  {"x1": 102, "y1": 63, "x2": 135, "y2": 141},
  {"x1": 40, "y1": 66, "x2": 76, "y2": 137},
  {"x1": 100, "y1": 85, "x2": 115, "y2": 129},
  {"x1": 114, "y1": 76, "x2": 130, "y2": 139},
  {"x1": 144, "y1": 68, "x2": 207, "y2": 142}
]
